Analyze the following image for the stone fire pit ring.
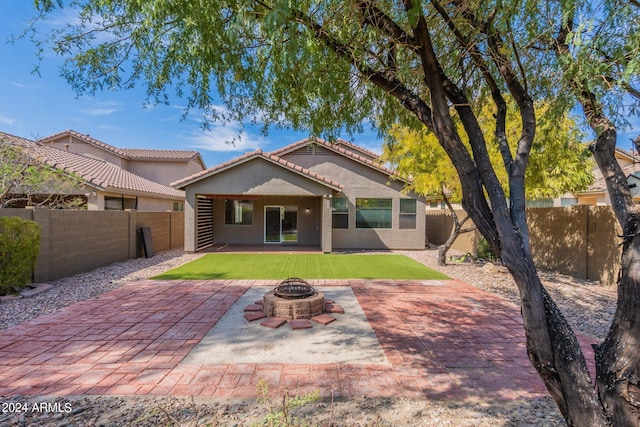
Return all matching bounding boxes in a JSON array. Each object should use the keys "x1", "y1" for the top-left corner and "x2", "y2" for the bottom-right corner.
[{"x1": 262, "y1": 278, "x2": 325, "y2": 320}]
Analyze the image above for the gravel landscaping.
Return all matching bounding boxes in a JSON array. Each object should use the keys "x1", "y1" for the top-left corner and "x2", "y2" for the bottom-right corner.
[{"x1": 0, "y1": 248, "x2": 617, "y2": 426}]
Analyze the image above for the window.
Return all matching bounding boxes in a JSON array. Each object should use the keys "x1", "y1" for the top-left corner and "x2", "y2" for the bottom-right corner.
[
  {"x1": 105, "y1": 197, "x2": 123, "y2": 211},
  {"x1": 526, "y1": 199, "x2": 553, "y2": 208},
  {"x1": 332, "y1": 198, "x2": 349, "y2": 229},
  {"x1": 224, "y1": 200, "x2": 254, "y2": 225},
  {"x1": 399, "y1": 199, "x2": 417, "y2": 229},
  {"x1": 173, "y1": 202, "x2": 184, "y2": 211},
  {"x1": 356, "y1": 198, "x2": 392, "y2": 228}
]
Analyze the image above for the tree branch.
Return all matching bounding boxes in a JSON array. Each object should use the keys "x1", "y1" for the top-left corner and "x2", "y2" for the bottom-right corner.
[
  {"x1": 288, "y1": 5, "x2": 436, "y2": 131},
  {"x1": 430, "y1": 0, "x2": 513, "y2": 173},
  {"x1": 554, "y1": 8, "x2": 633, "y2": 226}
]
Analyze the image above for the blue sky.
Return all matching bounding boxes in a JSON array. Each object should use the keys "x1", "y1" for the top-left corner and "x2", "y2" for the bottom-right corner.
[
  {"x1": 0, "y1": 2, "x2": 383, "y2": 168},
  {"x1": 1, "y1": 3, "x2": 638, "y2": 170}
]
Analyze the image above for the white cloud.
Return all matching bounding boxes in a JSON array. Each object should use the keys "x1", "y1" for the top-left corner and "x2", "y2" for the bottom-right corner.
[
  {"x1": 185, "y1": 125, "x2": 266, "y2": 152},
  {"x1": 82, "y1": 108, "x2": 119, "y2": 116},
  {"x1": 81, "y1": 101, "x2": 122, "y2": 116},
  {"x1": 0, "y1": 113, "x2": 18, "y2": 125}
]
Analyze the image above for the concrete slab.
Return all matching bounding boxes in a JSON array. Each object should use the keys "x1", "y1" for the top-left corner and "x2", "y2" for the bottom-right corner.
[
  {"x1": 182, "y1": 287, "x2": 388, "y2": 365},
  {"x1": 19, "y1": 283, "x2": 52, "y2": 298}
]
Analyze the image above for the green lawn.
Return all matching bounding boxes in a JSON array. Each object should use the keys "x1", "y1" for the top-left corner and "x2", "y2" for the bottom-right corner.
[{"x1": 153, "y1": 253, "x2": 450, "y2": 280}]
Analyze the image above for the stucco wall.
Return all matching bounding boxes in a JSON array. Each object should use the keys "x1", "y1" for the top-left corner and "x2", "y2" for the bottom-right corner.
[
  {"x1": 186, "y1": 158, "x2": 333, "y2": 196},
  {"x1": 211, "y1": 196, "x2": 322, "y2": 246},
  {"x1": 128, "y1": 161, "x2": 193, "y2": 187},
  {"x1": 283, "y1": 149, "x2": 426, "y2": 250},
  {"x1": 46, "y1": 135, "x2": 128, "y2": 168},
  {"x1": 0, "y1": 209, "x2": 184, "y2": 282}
]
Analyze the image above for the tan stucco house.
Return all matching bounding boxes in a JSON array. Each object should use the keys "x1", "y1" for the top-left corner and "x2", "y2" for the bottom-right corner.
[
  {"x1": 1, "y1": 130, "x2": 205, "y2": 211},
  {"x1": 172, "y1": 138, "x2": 426, "y2": 253}
]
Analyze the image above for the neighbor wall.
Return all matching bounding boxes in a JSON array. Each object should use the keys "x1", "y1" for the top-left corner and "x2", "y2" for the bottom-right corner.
[
  {"x1": 0, "y1": 208, "x2": 184, "y2": 282},
  {"x1": 426, "y1": 206, "x2": 621, "y2": 284},
  {"x1": 425, "y1": 210, "x2": 477, "y2": 255},
  {"x1": 527, "y1": 205, "x2": 620, "y2": 285}
]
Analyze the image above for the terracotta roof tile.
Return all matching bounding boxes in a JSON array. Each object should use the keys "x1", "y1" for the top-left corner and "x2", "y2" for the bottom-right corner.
[
  {"x1": 172, "y1": 149, "x2": 344, "y2": 190},
  {"x1": 334, "y1": 139, "x2": 381, "y2": 160},
  {"x1": 39, "y1": 129, "x2": 203, "y2": 164},
  {"x1": 1, "y1": 132, "x2": 184, "y2": 199},
  {"x1": 39, "y1": 129, "x2": 130, "y2": 158},
  {"x1": 269, "y1": 137, "x2": 406, "y2": 182},
  {"x1": 121, "y1": 148, "x2": 200, "y2": 161}
]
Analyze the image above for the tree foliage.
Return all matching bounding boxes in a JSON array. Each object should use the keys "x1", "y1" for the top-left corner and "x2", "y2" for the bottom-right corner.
[
  {"x1": 31, "y1": 0, "x2": 640, "y2": 425},
  {"x1": 383, "y1": 101, "x2": 594, "y2": 202},
  {"x1": 0, "y1": 141, "x2": 84, "y2": 209},
  {"x1": 0, "y1": 216, "x2": 40, "y2": 295},
  {"x1": 383, "y1": 101, "x2": 594, "y2": 265}
]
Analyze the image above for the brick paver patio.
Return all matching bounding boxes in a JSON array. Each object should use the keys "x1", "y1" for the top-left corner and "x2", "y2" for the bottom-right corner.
[{"x1": 0, "y1": 279, "x2": 596, "y2": 400}]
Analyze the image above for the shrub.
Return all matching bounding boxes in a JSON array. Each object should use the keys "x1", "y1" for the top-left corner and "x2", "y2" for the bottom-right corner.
[
  {"x1": 476, "y1": 235, "x2": 497, "y2": 261},
  {"x1": 0, "y1": 216, "x2": 41, "y2": 295}
]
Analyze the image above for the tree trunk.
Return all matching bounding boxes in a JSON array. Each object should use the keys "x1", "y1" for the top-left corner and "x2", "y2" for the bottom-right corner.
[
  {"x1": 437, "y1": 241, "x2": 452, "y2": 265},
  {"x1": 594, "y1": 214, "x2": 640, "y2": 426},
  {"x1": 496, "y1": 227, "x2": 609, "y2": 426},
  {"x1": 438, "y1": 189, "x2": 474, "y2": 265},
  {"x1": 404, "y1": 10, "x2": 607, "y2": 423}
]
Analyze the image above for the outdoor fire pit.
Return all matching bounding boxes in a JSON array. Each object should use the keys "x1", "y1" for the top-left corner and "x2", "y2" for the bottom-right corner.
[{"x1": 262, "y1": 277, "x2": 325, "y2": 319}]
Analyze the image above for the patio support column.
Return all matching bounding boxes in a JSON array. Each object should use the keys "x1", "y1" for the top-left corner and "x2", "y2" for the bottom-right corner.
[
  {"x1": 321, "y1": 195, "x2": 332, "y2": 253},
  {"x1": 184, "y1": 190, "x2": 196, "y2": 252}
]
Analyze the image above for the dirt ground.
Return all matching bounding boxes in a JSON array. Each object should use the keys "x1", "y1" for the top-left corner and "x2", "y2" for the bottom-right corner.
[{"x1": 1, "y1": 393, "x2": 564, "y2": 426}]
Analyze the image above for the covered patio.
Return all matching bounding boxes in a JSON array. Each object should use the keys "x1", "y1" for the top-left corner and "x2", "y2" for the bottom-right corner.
[{"x1": 173, "y1": 149, "x2": 343, "y2": 254}]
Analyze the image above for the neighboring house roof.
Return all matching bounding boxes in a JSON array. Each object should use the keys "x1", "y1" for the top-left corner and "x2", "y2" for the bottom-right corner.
[
  {"x1": 579, "y1": 147, "x2": 640, "y2": 195},
  {"x1": 1, "y1": 132, "x2": 184, "y2": 199},
  {"x1": 39, "y1": 129, "x2": 131, "y2": 158},
  {"x1": 269, "y1": 137, "x2": 405, "y2": 182},
  {"x1": 39, "y1": 129, "x2": 206, "y2": 168},
  {"x1": 122, "y1": 148, "x2": 201, "y2": 161},
  {"x1": 172, "y1": 148, "x2": 344, "y2": 191}
]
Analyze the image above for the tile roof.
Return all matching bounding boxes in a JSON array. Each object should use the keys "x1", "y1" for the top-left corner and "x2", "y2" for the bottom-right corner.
[
  {"x1": 39, "y1": 129, "x2": 130, "y2": 158},
  {"x1": 121, "y1": 148, "x2": 201, "y2": 161},
  {"x1": 1, "y1": 132, "x2": 184, "y2": 199},
  {"x1": 334, "y1": 139, "x2": 382, "y2": 161},
  {"x1": 270, "y1": 137, "x2": 406, "y2": 182},
  {"x1": 580, "y1": 148, "x2": 640, "y2": 194},
  {"x1": 39, "y1": 129, "x2": 204, "y2": 165},
  {"x1": 172, "y1": 149, "x2": 344, "y2": 191}
]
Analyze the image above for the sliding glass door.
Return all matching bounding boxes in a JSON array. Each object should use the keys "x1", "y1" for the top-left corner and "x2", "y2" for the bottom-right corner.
[{"x1": 264, "y1": 206, "x2": 298, "y2": 243}]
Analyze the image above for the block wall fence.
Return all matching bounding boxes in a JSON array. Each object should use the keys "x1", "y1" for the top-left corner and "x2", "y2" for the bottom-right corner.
[
  {"x1": 426, "y1": 205, "x2": 621, "y2": 285},
  {"x1": 1, "y1": 206, "x2": 620, "y2": 284},
  {"x1": 0, "y1": 209, "x2": 184, "y2": 282}
]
